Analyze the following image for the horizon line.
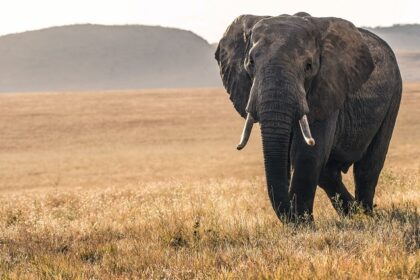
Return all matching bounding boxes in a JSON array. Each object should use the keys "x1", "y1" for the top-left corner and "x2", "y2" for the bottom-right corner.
[{"x1": 1, "y1": 21, "x2": 419, "y2": 44}]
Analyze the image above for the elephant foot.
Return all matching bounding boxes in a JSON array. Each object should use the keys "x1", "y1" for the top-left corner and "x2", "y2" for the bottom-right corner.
[
  {"x1": 282, "y1": 213, "x2": 316, "y2": 228},
  {"x1": 330, "y1": 195, "x2": 357, "y2": 217}
]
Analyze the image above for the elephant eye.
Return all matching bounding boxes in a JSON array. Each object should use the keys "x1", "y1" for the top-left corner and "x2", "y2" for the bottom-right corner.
[
  {"x1": 305, "y1": 62, "x2": 312, "y2": 72},
  {"x1": 245, "y1": 56, "x2": 255, "y2": 74}
]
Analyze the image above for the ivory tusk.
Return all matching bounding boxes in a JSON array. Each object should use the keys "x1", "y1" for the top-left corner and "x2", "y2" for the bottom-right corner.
[
  {"x1": 237, "y1": 113, "x2": 255, "y2": 150},
  {"x1": 299, "y1": 115, "x2": 316, "y2": 146}
]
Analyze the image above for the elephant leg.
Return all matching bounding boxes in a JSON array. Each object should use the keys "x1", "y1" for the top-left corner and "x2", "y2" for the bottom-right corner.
[
  {"x1": 289, "y1": 153, "x2": 321, "y2": 221},
  {"x1": 318, "y1": 162, "x2": 354, "y2": 215},
  {"x1": 289, "y1": 112, "x2": 339, "y2": 221},
  {"x1": 353, "y1": 95, "x2": 400, "y2": 213}
]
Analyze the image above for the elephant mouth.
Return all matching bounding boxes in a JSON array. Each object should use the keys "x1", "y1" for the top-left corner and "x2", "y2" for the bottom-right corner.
[{"x1": 236, "y1": 113, "x2": 315, "y2": 150}]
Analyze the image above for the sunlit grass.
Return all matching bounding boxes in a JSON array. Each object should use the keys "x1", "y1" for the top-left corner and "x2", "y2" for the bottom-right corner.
[
  {"x1": 0, "y1": 87, "x2": 419, "y2": 278},
  {"x1": 0, "y1": 170, "x2": 418, "y2": 279}
]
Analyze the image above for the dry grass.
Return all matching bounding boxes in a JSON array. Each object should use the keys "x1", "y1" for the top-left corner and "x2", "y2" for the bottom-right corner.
[{"x1": 0, "y1": 86, "x2": 419, "y2": 279}]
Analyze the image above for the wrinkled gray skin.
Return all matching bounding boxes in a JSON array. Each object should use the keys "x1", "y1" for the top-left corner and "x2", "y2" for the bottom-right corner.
[{"x1": 215, "y1": 12, "x2": 402, "y2": 222}]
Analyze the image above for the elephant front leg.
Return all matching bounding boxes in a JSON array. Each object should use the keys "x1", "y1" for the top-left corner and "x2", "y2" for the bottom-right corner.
[
  {"x1": 289, "y1": 154, "x2": 321, "y2": 221},
  {"x1": 318, "y1": 162, "x2": 355, "y2": 215},
  {"x1": 289, "y1": 112, "x2": 339, "y2": 221}
]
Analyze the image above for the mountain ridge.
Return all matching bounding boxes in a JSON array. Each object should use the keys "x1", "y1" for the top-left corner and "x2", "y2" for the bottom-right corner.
[
  {"x1": 366, "y1": 24, "x2": 420, "y2": 81},
  {"x1": 366, "y1": 24, "x2": 420, "y2": 51},
  {"x1": 0, "y1": 24, "x2": 220, "y2": 92},
  {"x1": 0, "y1": 23, "x2": 418, "y2": 93}
]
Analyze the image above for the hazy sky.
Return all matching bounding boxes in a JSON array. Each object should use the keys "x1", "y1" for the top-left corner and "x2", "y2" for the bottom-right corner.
[{"x1": 1, "y1": 0, "x2": 419, "y2": 43}]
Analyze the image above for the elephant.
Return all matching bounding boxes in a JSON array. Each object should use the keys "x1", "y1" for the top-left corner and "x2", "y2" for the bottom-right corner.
[{"x1": 215, "y1": 12, "x2": 402, "y2": 222}]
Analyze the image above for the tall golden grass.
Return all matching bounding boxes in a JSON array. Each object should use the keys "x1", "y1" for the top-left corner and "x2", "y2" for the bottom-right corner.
[{"x1": 0, "y1": 86, "x2": 418, "y2": 279}]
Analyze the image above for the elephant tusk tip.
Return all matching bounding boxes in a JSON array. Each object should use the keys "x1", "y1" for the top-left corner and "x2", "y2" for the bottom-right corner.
[
  {"x1": 306, "y1": 138, "x2": 316, "y2": 146},
  {"x1": 299, "y1": 115, "x2": 315, "y2": 147},
  {"x1": 236, "y1": 113, "x2": 255, "y2": 151},
  {"x1": 236, "y1": 144, "x2": 244, "y2": 150}
]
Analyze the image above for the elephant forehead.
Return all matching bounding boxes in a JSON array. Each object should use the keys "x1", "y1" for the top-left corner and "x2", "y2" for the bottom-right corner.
[
  {"x1": 255, "y1": 16, "x2": 312, "y2": 32},
  {"x1": 251, "y1": 32, "x2": 287, "y2": 47},
  {"x1": 252, "y1": 18, "x2": 314, "y2": 45},
  {"x1": 251, "y1": 32, "x2": 316, "y2": 59}
]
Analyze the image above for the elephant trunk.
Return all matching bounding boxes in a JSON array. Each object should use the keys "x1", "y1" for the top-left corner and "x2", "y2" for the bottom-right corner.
[
  {"x1": 259, "y1": 95, "x2": 294, "y2": 221},
  {"x1": 236, "y1": 87, "x2": 315, "y2": 150}
]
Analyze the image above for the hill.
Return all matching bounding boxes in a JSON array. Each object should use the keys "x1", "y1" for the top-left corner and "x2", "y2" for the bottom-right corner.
[
  {"x1": 368, "y1": 24, "x2": 420, "y2": 51},
  {"x1": 0, "y1": 23, "x2": 419, "y2": 93},
  {"x1": 0, "y1": 24, "x2": 220, "y2": 92},
  {"x1": 368, "y1": 24, "x2": 420, "y2": 81}
]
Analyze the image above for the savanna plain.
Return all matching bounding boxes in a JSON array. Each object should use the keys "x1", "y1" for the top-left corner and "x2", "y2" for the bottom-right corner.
[{"x1": 0, "y1": 85, "x2": 419, "y2": 279}]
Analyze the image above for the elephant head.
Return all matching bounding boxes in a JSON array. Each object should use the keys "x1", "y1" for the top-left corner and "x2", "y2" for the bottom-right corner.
[{"x1": 215, "y1": 13, "x2": 374, "y2": 221}]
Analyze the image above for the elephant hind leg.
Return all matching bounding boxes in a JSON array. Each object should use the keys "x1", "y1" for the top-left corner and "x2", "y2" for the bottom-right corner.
[
  {"x1": 319, "y1": 162, "x2": 355, "y2": 215},
  {"x1": 353, "y1": 93, "x2": 401, "y2": 213}
]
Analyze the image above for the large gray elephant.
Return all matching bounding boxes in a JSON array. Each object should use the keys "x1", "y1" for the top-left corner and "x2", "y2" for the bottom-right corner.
[{"x1": 215, "y1": 12, "x2": 402, "y2": 222}]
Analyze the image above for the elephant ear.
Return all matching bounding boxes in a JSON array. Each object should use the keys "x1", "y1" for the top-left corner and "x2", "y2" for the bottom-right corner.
[
  {"x1": 307, "y1": 17, "x2": 374, "y2": 121},
  {"x1": 215, "y1": 15, "x2": 269, "y2": 118}
]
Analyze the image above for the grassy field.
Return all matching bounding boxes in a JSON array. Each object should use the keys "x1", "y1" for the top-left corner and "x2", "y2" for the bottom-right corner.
[{"x1": 0, "y1": 85, "x2": 419, "y2": 279}]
